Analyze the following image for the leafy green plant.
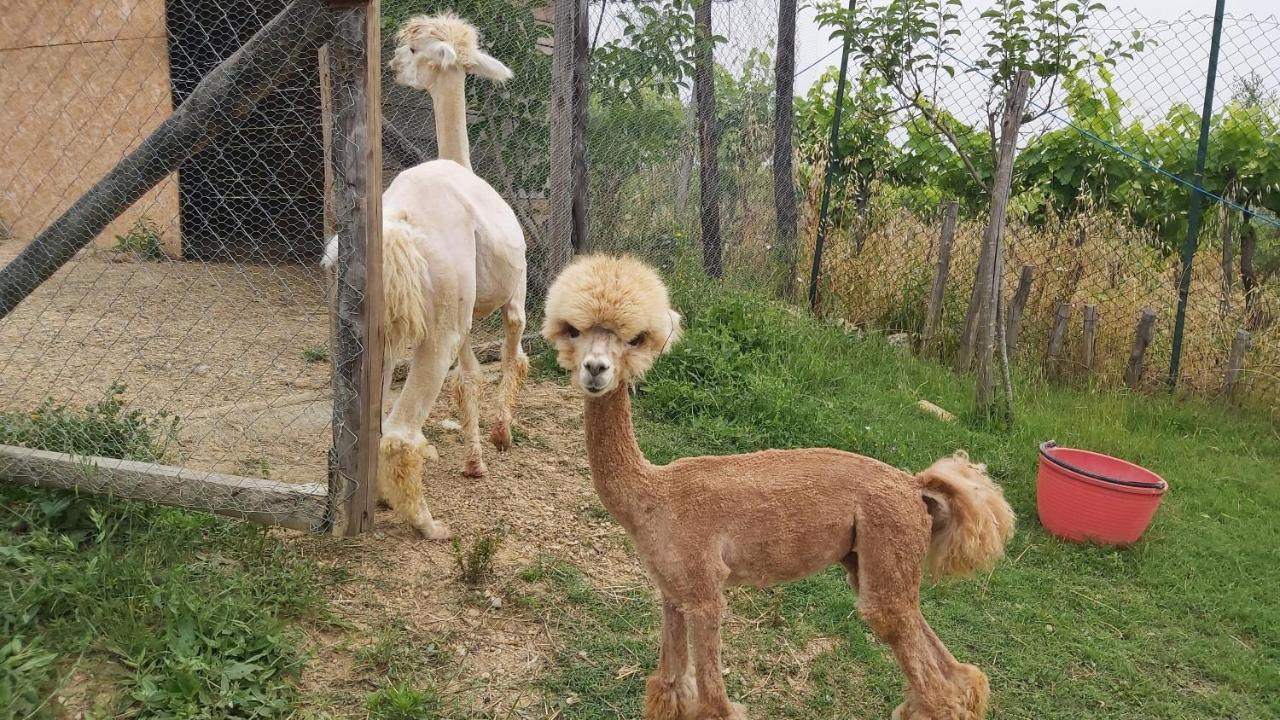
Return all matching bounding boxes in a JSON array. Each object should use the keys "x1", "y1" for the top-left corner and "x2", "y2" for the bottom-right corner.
[
  {"x1": 0, "y1": 383, "x2": 177, "y2": 461},
  {"x1": 113, "y1": 217, "x2": 165, "y2": 259},
  {"x1": 0, "y1": 635, "x2": 57, "y2": 717},
  {"x1": 451, "y1": 527, "x2": 505, "y2": 586},
  {"x1": 302, "y1": 346, "x2": 329, "y2": 363},
  {"x1": 366, "y1": 684, "x2": 444, "y2": 720}
]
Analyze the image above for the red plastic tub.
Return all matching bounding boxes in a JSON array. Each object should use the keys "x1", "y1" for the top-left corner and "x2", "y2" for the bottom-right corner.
[{"x1": 1036, "y1": 441, "x2": 1168, "y2": 545}]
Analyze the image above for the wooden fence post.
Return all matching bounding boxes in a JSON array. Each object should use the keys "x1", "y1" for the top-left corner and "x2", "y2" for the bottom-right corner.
[
  {"x1": 920, "y1": 200, "x2": 958, "y2": 354},
  {"x1": 1223, "y1": 328, "x2": 1251, "y2": 396},
  {"x1": 694, "y1": 0, "x2": 722, "y2": 277},
  {"x1": 548, "y1": 0, "x2": 577, "y2": 274},
  {"x1": 326, "y1": 0, "x2": 382, "y2": 536},
  {"x1": 1005, "y1": 264, "x2": 1034, "y2": 354},
  {"x1": 772, "y1": 0, "x2": 799, "y2": 294},
  {"x1": 1081, "y1": 304, "x2": 1098, "y2": 375},
  {"x1": 1046, "y1": 302, "x2": 1071, "y2": 380},
  {"x1": 1125, "y1": 308, "x2": 1158, "y2": 389}
]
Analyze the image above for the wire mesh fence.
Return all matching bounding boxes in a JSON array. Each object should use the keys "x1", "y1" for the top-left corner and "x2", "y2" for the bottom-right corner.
[
  {"x1": 2, "y1": 0, "x2": 1277, "y2": 530},
  {"x1": 0, "y1": 0, "x2": 342, "y2": 528}
]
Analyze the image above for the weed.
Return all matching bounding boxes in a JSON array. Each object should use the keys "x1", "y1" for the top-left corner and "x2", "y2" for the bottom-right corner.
[
  {"x1": 239, "y1": 455, "x2": 272, "y2": 479},
  {"x1": 452, "y1": 527, "x2": 506, "y2": 587},
  {"x1": 0, "y1": 383, "x2": 177, "y2": 461},
  {"x1": 354, "y1": 619, "x2": 453, "y2": 683},
  {"x1": 302, "y1": 346, "x2": 329, "y2": 363},
  {"x1": 366, "y1": 684, "x2": 444, "y2": 720},
  {"x1": 113, "y1": 217, "x2": 165, "y2": 259}
]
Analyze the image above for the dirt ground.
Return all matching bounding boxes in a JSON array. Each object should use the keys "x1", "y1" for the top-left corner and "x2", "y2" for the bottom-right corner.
[{"x1": 2, "y1": 238, "x2": 648, "y2": 716}]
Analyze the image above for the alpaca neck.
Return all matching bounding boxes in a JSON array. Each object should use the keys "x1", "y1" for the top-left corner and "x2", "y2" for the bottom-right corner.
[
  {"x1": 429, "y1": 72, "x2": 471, "y2": 169},
  {"x1": 583, "y1": 386, "x2": 658, "y2": 530}
]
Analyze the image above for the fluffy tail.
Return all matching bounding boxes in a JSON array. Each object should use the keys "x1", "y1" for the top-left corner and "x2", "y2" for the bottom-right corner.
[
  {"x1": 917, "y1": 451, "x2": 1016, "y2": 580},
  {"x1": 380, "y1": 213, "x2": 432, "y2": 349}
]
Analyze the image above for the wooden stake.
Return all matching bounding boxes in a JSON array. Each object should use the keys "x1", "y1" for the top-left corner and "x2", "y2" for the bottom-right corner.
[
  {"x1": 548, "y1": 0, "x2": 576, "y2": 274},
  {"x1": 1005, "y1": 264, "x2": 1034, "y2": 354},
  {"x1": 920, "y1": 200, "x2": 958, "y2": 354},
  {"x1": 1223, "y1": 328, "x2": 1251, "y2": 396},
  {"x1": 1081, "y1": 304, "x2": 1098, "y2": 374},
  {"x1": 326, "y1": 2, "x2": 382, "y2": 536},
  {"x1": 694, "y1": 0, "x2": 722, "y2": 277},
  {"x1": 1046, "y1": 302, "x2": 1071, "y2": 380},
  {"x1": 1125, "y1": 308, "x2": 1158, "y2": 389}
]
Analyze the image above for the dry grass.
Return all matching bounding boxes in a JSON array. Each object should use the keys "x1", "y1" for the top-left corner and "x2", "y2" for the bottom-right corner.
[{"x1": 795, "y1": 191, "x2": 1279, "y2": 408}]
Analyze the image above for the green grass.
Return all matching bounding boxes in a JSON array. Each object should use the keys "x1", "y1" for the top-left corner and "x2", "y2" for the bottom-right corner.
[
  {"x1": 0, "y1": 387, "x2": 336, "y2": 719},
  {"x1": 302, "y1": 347, "x2": 329, "y2": 364},
  {"x1": 528, "y1": 280, "x2": 1280, "y2": 719}
]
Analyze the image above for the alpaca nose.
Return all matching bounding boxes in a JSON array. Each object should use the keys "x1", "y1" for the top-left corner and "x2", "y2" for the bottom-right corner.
[{"x1": 584, "y1": 359, "x2": 609, "y2": 377}]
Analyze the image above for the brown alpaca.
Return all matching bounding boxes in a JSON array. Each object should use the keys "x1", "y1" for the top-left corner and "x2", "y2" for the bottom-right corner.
[{"x1": 541, "y1": 255, "x2": 1016, "y2": 720}]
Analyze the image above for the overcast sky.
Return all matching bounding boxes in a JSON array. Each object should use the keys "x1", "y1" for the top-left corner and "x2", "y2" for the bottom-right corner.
[{"x1": 790, "y1": 0, "x2": 1280, "y2": 120}]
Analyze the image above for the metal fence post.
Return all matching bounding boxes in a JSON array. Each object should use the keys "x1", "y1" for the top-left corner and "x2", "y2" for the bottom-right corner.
[
  {"x1": 1168, "y1": 0, "x2": 1226, "y2": 390},
  {"x1": 807, "y1": 0, "x2": 856, "y2": 313}
]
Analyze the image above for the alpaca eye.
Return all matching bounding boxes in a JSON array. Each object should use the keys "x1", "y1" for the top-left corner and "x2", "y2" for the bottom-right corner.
[
  {"x1": 628, "y1": 333, "x2": 647, "y2": 347},
  {"x1": 566, "y1": 325, "x2": 580, "y2": 339}
]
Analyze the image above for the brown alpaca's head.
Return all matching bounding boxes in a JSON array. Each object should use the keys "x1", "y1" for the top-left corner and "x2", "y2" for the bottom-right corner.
[
  {"x1": 541, "y1": 255, "x2": 683, "y2": 397},
  {"x1": 390, "y1": 13, "x2": 512, "y2": 91}
]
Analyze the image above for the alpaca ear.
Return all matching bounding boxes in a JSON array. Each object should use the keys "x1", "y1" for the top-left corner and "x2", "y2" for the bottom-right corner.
[
  {"x1": 469, "y1": 51, "x2": 513, "y2": 82},
  {"x1": 421, "y1": 40, "x2": 457, "y2": 66},
  {"x1": 660, "y1": 310, "x2": 683, "y2": 353}
]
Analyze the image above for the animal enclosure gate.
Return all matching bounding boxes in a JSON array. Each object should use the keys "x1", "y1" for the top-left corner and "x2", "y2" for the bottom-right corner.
[{"x1": 0, "y1": 0, "x2": 382, "y2": 533}]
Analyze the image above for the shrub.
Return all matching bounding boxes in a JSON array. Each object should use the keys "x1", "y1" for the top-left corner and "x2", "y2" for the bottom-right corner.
[{"x1": 0, "y1": 383, "x2": 177, "y2": 461}]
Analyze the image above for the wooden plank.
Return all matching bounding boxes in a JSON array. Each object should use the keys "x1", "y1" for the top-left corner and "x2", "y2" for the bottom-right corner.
[
  {"x1": 1220, "y1": 204, "x2": 1233, "y2": 320},
  {"x1": 1081, "y1": 303, "x2": 1098, "y2": 374},
  {"x1": 1223, "y1": 328, "x2": 1251, "y2": 396},
  {"x1": 694, "y1": 0, "x2": 722, "y2": 277},
  {"x1": 547, "y1": 0, "x2": 576, "y2": 275},
  {"x1": 1005, "y1": 264, "x2": 1034, "y2": 354},
  {"x1": 0, "y1": 0, "x2": 336, "y2": 319},
  {"x1": 1125, "y1": 307, "x2": 1158, "y2": 389},
  {"x1": 920, "y1": 200, "x2": 958, "y2": 353},
  {"x1": 326, "y1": 2, "x2": 382, "y2": 537},
  {"x1": 0, "y1": 445, "x2": 326, "y2": 532},
  {"x1": 1046, "y1": 301, "x2": 1072, "y2": 380}
]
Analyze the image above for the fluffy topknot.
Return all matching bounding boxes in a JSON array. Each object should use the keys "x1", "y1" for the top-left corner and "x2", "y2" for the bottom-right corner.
[
  {"x1": 541, "y1": 255, "x2": 682, "y2": 354},
  {"x1": 396, "y1": 12, "x2": 481, "y2": 67}
]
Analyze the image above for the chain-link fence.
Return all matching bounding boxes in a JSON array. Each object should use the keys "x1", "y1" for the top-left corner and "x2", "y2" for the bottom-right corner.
[
  {"x1": 0, "y1": 0, "x2": 350, "y2": 529},
  {"x1": 790, "y1": 4, "x2": 1279, "y2": 408}
]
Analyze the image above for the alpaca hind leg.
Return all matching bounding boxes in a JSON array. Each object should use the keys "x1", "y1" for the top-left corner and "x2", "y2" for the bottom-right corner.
[
  {"x1": 855, "y1": 528, "x2": 988, "y2": 720},
  {"x1": 380, "y1": 336, "x2": 459, "y2": 539},
  {"x1": 685, "y1": 598, "x2": 745, "y2": 720},
  {"x1": 645, "y1": 598, "x2": 698, "y2": 720},
  {"x1": 490, "y1": 299, "x2": 527, "y2": 450},
  {"x1": 454, "y1": 340, "x2": 487, "y2": 477}
]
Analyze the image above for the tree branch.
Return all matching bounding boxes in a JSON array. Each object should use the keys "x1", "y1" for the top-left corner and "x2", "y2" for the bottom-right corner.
[{"x1": 898, "y1": 78, "x2": 989, "y2": 193}]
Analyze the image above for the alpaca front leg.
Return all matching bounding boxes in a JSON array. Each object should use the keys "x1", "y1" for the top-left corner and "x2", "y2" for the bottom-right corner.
[
  {"x1": 685, "y1": 601, "x2": 746, "y2": 720},
  {"x1": 381, "y1": 336, "x2": 459, "y2": 539},
  {"x1": 490, "y1": 299, "x2": 527, "y2": 450},
  {"x1": 455, "y1": 341, "x2": 487, "y2": 477},
  {"x1": 645, "y1": 599, "x2": 698, "y2": 720}
]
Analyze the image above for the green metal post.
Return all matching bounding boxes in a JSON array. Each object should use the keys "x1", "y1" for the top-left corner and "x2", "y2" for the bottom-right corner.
[
  {"x1": 1169, "y1": 0, "x2": 1227, "y2": 389},
  {"x1": 807, "y1": 0, "x2": 856, "y2": 312}
]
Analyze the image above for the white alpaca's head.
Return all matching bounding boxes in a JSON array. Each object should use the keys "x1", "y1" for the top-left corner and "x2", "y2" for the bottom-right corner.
[
  {"x1": 390, "y1": 13, "x2": 512, "y2": 92},
  {"x1": 541, "y1": 255, "x2": 683, "y2": 397}
]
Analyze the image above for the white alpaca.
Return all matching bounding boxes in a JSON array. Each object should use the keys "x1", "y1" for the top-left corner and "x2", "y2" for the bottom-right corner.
[
  {"x1": 363, "y1": 158, "x2": 522, "y2": 539},
  {"x1": 324, "y1": 13, "x2": 528, "y2": 482}
]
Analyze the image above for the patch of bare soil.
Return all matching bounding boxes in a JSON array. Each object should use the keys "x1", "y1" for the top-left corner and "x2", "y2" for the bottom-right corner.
[{"x1": 292, "y1": 375, "x2": 648, "y2": 718}]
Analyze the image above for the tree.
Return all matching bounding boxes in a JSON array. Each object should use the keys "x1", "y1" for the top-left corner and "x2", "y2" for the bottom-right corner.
[{"x1": 795, "y1": 69, "x2": 898, "y2": 251}]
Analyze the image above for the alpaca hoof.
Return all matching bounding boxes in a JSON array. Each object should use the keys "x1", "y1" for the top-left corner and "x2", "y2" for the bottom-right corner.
[
  {"x1": 490, "y1": 420, "x2": 513, "y2": 451},
  {"x1": 643, "y1": 672, "x2": 698, "y2": 720},
  {"x1": 462, "y1": 457, "x2": 487, "y2": 478},
  {"x1": 892, "y1": 665, "x2": 989, "y2": 720},
  {"x1": 415, "y1": 520, "x2": 451, "y2": 540}
]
